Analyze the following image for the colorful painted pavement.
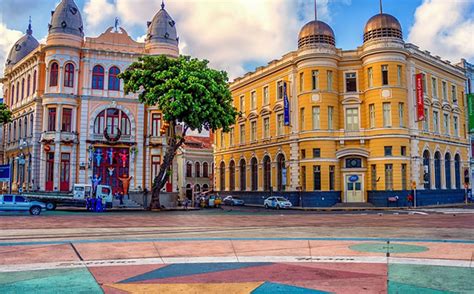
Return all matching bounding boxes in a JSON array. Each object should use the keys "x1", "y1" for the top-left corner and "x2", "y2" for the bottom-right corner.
[{"x1": 0, "y1": 239, "x2": 473, "y2": 293}]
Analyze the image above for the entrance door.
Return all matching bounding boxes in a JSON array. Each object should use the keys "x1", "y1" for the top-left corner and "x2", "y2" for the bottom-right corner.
[
  {"x1": 60, "y1": 153, "x2": 70, "y2": 192},
  {"x1": 45, "y1": 152, "x2": 54, "y2": 192},
  {"x1": 345, "y1": 174, "x2": 364, "y2": 202},
  {"x1": 93, "y1": 147, "x2": 130, "y2": 194}
]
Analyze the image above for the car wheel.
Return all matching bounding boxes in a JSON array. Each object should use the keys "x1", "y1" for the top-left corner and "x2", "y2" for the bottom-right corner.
[
  {"x1": 46, "y1": 202, "x2": 57, "y2": 211},
  {"x1": 29, "y1": 206, "x2": 42, "y2": 215},
  {"x1": 276, "y1": 204, "x2": 280, "y2": 210},
  {"x1": 231, "y1": 202, "x2": 234, "y2": 206},
  {"x1": 264, "y1": 204, "x2": 269, "y2": 209}
]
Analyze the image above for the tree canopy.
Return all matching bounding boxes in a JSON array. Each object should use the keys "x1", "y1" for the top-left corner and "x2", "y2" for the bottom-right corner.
[{"x1": 0, "y1": 103, "x2": 12, "y2": 125}]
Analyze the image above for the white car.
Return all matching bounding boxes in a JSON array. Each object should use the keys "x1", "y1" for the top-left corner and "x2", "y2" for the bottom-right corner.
[{"x1": 264, "y1": 196, "x2": 292, "y2": 209}]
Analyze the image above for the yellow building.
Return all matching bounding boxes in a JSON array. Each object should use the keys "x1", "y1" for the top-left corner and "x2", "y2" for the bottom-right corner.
[{"x1": 214, "y1": 9, "x2": 469, "y2": 206}]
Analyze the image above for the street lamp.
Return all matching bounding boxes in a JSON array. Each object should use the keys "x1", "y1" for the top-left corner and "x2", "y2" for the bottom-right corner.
[{"x1": 18, "y1": 139, "x2": 30, "y2": 194}]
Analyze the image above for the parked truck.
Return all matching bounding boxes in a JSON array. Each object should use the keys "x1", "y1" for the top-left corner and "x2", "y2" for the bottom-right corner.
[{"x1": 24, "y1": 184, "x2": 113, "y2": 210}]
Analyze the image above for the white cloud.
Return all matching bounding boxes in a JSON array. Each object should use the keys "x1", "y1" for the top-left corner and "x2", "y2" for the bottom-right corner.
[
  {"x1": 0, "y1": 23, "x2": 23, "y2": 94},
  {"x1": 83, "y1": 0, "x2": 339, "y2": 80},
  {"x1": 408, "y1": 0, "x2": 474, "y2": 63},
  {"x1": 84, "y1": 0, "x2": 116, "y2": 36}
]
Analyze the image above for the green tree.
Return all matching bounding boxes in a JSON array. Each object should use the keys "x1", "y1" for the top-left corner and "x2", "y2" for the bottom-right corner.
[
  {"x1": 120, "y1": 55, "x2": 238, "y2": 210},
  {"x1": 0, "y1": 103, "x2": 12, "y2": 124}
]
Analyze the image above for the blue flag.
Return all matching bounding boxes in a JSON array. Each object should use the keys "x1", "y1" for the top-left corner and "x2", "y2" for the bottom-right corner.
[{"x1": 283, "y1": 82, "x2": 290, "y2": 126}]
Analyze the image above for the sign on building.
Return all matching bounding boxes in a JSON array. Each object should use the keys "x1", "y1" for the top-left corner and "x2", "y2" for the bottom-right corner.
[{"x1": 0, "y1": 165, "x2": 10, "y2": 182}]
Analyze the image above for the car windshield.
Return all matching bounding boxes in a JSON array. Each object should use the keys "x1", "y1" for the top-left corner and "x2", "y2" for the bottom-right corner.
[{"x1": 276, "y1": 197, "x2": 288, "y2": 201}]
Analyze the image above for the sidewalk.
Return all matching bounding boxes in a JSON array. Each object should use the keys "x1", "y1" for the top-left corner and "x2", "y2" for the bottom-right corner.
[{"x1": 245, "y1": 203, "x2": 473, "y2": 212}]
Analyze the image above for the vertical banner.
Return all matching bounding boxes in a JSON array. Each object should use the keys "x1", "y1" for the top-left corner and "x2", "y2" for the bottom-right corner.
[
  {"x1": 467, "y1": 94, "x2": 474, "y2": 132},
  {"x1": 415, "y1": 73, "x2": 425, "y2": 121},
  {"x1": 0, "y1": 165, "x2": 10, "y2": 182},
  {"x1": 283, "y1": 82, "x2": 290, "y2": 126}
]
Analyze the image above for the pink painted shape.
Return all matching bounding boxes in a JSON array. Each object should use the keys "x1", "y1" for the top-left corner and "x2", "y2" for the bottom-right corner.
[
  {"x1": 73, "y1": 242, "x2": 160, "y2": 261},
  {"x1": 90, "y1": 264, "x2": 167, "y2": 284},
  {"x1": 0, "y1": 244, "x2": 79, "y2": 265}
]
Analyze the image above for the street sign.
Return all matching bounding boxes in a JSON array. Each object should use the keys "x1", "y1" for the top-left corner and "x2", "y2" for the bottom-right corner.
[
  {"x1": 0, "y1": 165, "x2": 10, "y2": 182},
  {"x1": 349, "y1": 175, "x2": 359, "y2": 182}
]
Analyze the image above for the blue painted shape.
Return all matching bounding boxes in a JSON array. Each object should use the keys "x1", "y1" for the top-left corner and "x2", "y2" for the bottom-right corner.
[
  {"x1": 252, "y1": 282, "x2": 330, "y2": 293},
  {"x1": 120, "y1": 262, "x2": 271, "y2": 283}
]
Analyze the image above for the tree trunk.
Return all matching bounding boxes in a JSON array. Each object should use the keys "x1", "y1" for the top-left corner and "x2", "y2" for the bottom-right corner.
[{"x1": 149, "y1": 123, "x2": 187, "y2": 210}]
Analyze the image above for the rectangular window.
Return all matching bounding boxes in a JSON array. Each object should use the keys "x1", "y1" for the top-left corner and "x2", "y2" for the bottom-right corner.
[
  {"x1": 442, "y1": 81, "x2": 447, "y2": 101},
  {"x1": 397, "y1": 65, "x2": 402, "y2": 86},
  {"x1": 345, "y1": 72, "x2": 357, "y2": 92},
  {"x1": 277, "y1": 113, "x2": 284, "y2": 136},
  {"x1": 385, "y1": 164, "x2": 393, "y2": 190},
  {"x1": 301, "y1": 166, "x2": 306, "y2": 191},
  {"x1": 401, "y1": 146, "x2": 407, "y2": 156},
  {"x1": 151, "y1": 113, "x2": 161, "y2": 137},
  {"x1": 383, "y1": 102, "x2": 391, "y2": 127},
  {"x1": 313, "y1": 165, "x2": 321, "y2": 191},
  {"x1": 327, "y1": 70, "x2": 333, "y2": 91},
  {"x1": 345, "y1": 107, "x2": 359, "y2": 131},
  {"x1": 277, "y1": 81, "x2": 284, "y2": 100},
  {"x1": 263, "y1": 117, "x2": 270, "y2": 138},
  {"x1": 371, "y1": 164, "x2": 377, "y2": 190},
  {"x1": 299, "y1": 72, "x2": 304, "y2": 92},
  {"x1": 451, "y1": 85, "x2": 457, "y2": 103},
  {"x1": 61, "y1": 108, "x2": 72, "y2": 132},
  {"x1": 423, "y1": 107, "x2": 429, "y2": 131},
  {"x1": 312, "y1": 148, "x2": 321, "y2": 158},
  {"x1": 229, "y1": 128, "x2": 234, "y2": 146},
  {"x1": 384, "y1": 146, "x2": 392, "y2": 156},
  {"x1": 48, "y1": 108, "x2": 56, "y2": 131},
  {"x1": 454, "y1": 116, "x2": 459, "y2": 136},
  {"x1": 401, "y1": 164, "x2": 407, "y2": 190},
  {"x1": 151, "y1": 155, "x2": 161, "y2": 186},
  {"x1": 251, "y1": 91, "x2": 256, "y2": 110},
  {"x1": 443, "y1": 113, "x2": 449, "y2": 135},
  {"x1": 398, "y1": 102, "x2": 404, "y2": 127},
  {"x1": 369, "y1": 104, "x2": 375, "y2": 128},
  {"x1": 329, "y1": 165, "x2": 335, "y2": 191},
  {"x1": 382, "y1": 65, "x2": 389, "y2": 85},
  {"x1": 300, "y1": 107, "x2": 305, "y2": 130},
  {"x1": 368, "y1": 67, "x2": 373, "y2": 88},
  {"x1": 312, "y1": 70, "x2": 319, "y2": 90},
  {"x1": 239, "y1": 95, "x2": 245, "y2": 113},
  {"x1": 433, "y1": 110, "x2": 439, "y2": 133},
  {"x1": 301, "y1": 149, "x2": 306, "y2": 159},
  {"x1": 263, "y1": 86, "x2": 269, "y2": 105},
  {"x1": 312, "y1": 106, "x2": 320, "y2": 129},
  {"x1": 220, "y1": 131, "x2": 225, "y2": 148},
  {"x1": 240, "y1": 124, "x2": 245, "y2": 144},
  {"x1": 432, "y1": 77, "x2": 438, "y2": 98},
  {"x1": 251, "y1": 121, "x2": 257, "y2": 142},
  {"x1": 328, "y1": 106, "x2": 334, "y2": 130},
  {"x1": 422, "y1": 73, "x2": 427, "y2": 94}
]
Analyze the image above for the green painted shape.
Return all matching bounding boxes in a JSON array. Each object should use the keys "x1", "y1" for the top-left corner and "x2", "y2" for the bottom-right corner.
[
  {"x1": 388, "y1": 281, "x2": 455, "y2": 294},
  {"x1": 389, "y1": 264, "x2": 474, "y2": 293},
  {"x1": 0, "y1": 268, "x2": 102, "y2": 294},
  {"x1": 349, "y1": 243, "x2": 428, "y2": 253}
]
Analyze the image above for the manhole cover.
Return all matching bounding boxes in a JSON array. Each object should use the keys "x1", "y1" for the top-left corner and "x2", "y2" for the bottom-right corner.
[{"x1": 349, "y1": 243, "x2": 429, "y2": 253}]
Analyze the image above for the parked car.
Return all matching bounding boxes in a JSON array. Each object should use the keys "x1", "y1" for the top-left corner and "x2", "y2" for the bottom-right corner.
[
  {"x1": 223, "y1": 196, "x2": 245, "y2": 206},
  {"x1": 264, "y1": 196, "x2": 293, "y2": 209},
  {"x1": 207, "y1": 195, "x2": 222, "y2": 208},
  {"x1": 0, "y1": 194, "x2": 46, "y2": 215}
]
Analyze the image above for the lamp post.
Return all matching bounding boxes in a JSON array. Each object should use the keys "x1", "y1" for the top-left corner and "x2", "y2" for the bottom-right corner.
[{"x1": 18, "y1": 139, "x2": 30, "y2": 194}]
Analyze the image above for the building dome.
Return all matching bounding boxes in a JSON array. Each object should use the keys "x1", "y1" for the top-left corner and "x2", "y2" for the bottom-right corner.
[
  {"x1": 5, "y1": 24, "x2": 39, "y2": 67},
  {"x1": 146, "y1": 2, "x2": 179, "y2": 47},
  {"x1": 298, "y1": 20, "x2": 335, "y2": 49},
  {"x1": 48, "y1": 0, "x2": 84, "y2": 37},
  {"x1": 363, "y1": 13, "x2": 402, "y2": 42}
]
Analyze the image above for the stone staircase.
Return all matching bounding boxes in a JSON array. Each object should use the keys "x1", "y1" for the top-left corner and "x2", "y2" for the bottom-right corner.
[
  {"x1": 112, "y1": 197, "x2": 143, "y2": 209},
  {"x1": 332, "y1": 202, "x2": 375, "y2": 208}
]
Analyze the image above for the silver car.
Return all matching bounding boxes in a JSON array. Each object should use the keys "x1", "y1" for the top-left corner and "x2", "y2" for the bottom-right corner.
[
  {"x1": 264, "y1": 196, "x2": 293, "y2": 209},
  {"x1": 0, "y1": 194, "x2": 46, "y2": 215}
]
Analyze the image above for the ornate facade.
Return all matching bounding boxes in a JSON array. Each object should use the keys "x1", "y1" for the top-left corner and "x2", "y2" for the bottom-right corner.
[
  {"x1": 0, "y1": 0, "x2": 182, "y2": 194},
  {"x1": 214, "y1": 9, "x2": 469, "y2": 204}
]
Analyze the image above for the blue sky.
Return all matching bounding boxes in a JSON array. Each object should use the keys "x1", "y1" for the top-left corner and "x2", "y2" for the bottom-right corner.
[{"x1": 0, "y1": 0, "x2": 473, "y2": 80}]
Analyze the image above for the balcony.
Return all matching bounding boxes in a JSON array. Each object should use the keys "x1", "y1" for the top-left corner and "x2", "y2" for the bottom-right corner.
[
  {"x1": 40, "y1": 131, "x2": 79, "y2": 144},
  {"x1": 148, "y1": 136, "x2": 166, "y2": 146}
]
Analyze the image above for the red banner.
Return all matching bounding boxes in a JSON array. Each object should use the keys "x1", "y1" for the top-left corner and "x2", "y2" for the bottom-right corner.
[{"x1": 416, "y1": 73, "x2": 424, "y2": 121}]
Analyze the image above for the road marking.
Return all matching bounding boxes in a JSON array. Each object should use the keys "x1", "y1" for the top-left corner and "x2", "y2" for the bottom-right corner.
[{"x1": 409, "y1": 211, "x2": 429, "y2": 215}]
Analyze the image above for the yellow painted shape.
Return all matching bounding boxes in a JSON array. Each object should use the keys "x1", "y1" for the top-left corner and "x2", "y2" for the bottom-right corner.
[{"x1": 107, "y1": 282, "x2": 264, "y2": 294}]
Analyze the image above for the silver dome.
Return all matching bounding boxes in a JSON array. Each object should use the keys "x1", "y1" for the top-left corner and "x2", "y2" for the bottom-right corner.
[
  {"x1": 146, "y1": 2, "x2": 178, "y2": 46},
  {"x1": 6, "y1": 24, "x2": 39, "y2": 67},
  {"x1": 48, "y1": 0, "x2": 84, "y2": 37}
]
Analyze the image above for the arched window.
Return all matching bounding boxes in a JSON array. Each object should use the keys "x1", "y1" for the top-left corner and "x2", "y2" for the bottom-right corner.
[
  {"x1": 194, "y1": 184, "x2": 200, "y2": 192},
  {"x1": 13, "y1": 121, "x2": 16, "y2": 141},
  {"x1": 423, "y1": 150, "x2": 431, "y2": 190},
  {"x1": 239, "y1": 159, "x2": 246, "y2": 191},
  {"x1": 16, "y1": 82, "x2": 19, "y2": 103},
  {"x1": 203, "y1": 162, "x2": 209, "y2": 178},
  {"x1": 434, "y1": 151, "x2": 441, "y2": 190},
  {"x1": 8, "y1": 124, "x2": 11, "y2": 143},
  {"x1": 186, "y1": 162, "x2": 192, "y2": 177},
  {"x1": 92, "y1": 65, "x2": 105, "y2": 89},
  {"x1": 277, "y1": 154, "x2": 285, "y2": 191},
  {"x1": 11, "y1": 85, "x2": 14, "y2": 104},
  {"x1": 251, "y1": 157, "x2": 258, "y2": 191},
  {"x1": 30, "y1": 114, "x2": 34, "y2": 136},
  {"x1": 18, "y1": 118, "x2": 22, "y2": 139},
  {"x1": 220, "y1": 162, "x2": 225, "y2": 191},
  {"x1": 64, "y1": 63, "x2": 74, "y2": 87},
  {"x1": 21, "y1": 78, "x2": 25, "y2": 100},
  {"x1": 49, "y1": 62, "x2": 59, "y2": 87},
  {"x1": 195, "y1": 162, "x2": 200, "y2": 178},
  {"x1": 93, "y1": 108, "x2": 131, "y2": 136},
  {"x1": 229, "y1": 160, "x2": 235, "y2": 191},
  {"x1": 263, "y1": 156, "x2": 271, "y2": 191},
  {"x1": 27, "y1": 75, "x2": 31, "y2": 97},
  {"x1": 445, "y1": 153, "x2": 452, "y2": 189},
  {"x1": 108, "y1": 66, "x2": 121, "y2": 91},
  {"x1": 24, "y1": 117, "x2": 28, "y2": 139},
  {"x1": 32, "y1": 70, "x2": 37, "y2": 93},
  {"x1": 202, "y1": 184, "x2": 209, "y2": 192},
  {"x1": 455, "y1": 154, "x2": 461, "y2": 189}
]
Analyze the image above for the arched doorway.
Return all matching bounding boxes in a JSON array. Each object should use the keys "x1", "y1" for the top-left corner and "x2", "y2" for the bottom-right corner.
[
  {"x1": 239, "y1": 159, "x2": 246, "y2": 191},
  {"x1": 219, "y1": 162, "x2": 225, "y2": 191},
  {"x1": 229, "y1": 160, "x2": 235, "y2": 191},
  {"x1": 423, "y1": 150, "x2": 431, "y2": 189},
  {"x1": 434, "y1": 151, "x2": 441, "y2": 189},
  {"x1": 251, "y1": 158, "x2": 258, "y2": 191},
  {"x1": 454, "y1": 154, "x2": 461, "y2": 189},
  {"x1": 276, "y1": 154, "x2": 285, "y2": 191},
  {"x1": 202, "y1": 184, "x2": 209, "y2": 192},
  {"x1": 445, "y1": 153, "x2": 451, "y2": 189},
  {"x1": 263, "y1": 156, "x2": 271, "y2": 191},
  {"x1": 185, "y1": 184, "x2": 192, "y2": 200}
]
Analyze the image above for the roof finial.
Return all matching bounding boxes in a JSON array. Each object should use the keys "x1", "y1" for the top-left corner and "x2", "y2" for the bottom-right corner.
[
  {"x1": 379, "y1": 0, "x2": 383, "y2": 14},
  {"x1": 161, "y1": 0, "x2": 165, "y2": 9},
  {"x1": 314, "y1": 0, "x2": 318, "y2": 21},
  {"x1": 26, "y1": 16, "x2": 32, "y2": 35}
]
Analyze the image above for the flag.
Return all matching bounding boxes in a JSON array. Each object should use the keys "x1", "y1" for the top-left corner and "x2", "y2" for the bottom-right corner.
[{"x1": 283, "y1": 82, "x2": 290, "y2": 126}]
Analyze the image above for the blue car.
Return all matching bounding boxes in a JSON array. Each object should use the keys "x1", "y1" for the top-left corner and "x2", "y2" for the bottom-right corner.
[{"x1": 0, "y1": 194, "x2": 46, "y2": 215}]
